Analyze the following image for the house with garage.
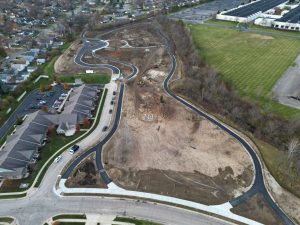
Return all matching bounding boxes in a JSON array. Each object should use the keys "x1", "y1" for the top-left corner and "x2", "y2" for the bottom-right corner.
[
  {"x1": 0, "y1": 111, "x2": 55, "y2": 179},
  {"x1": 62, "y1": 85, "x2": 100, "y2": 124},
  {"x1": 0, "y1": 85, "x2": 102, "y2": 179}
]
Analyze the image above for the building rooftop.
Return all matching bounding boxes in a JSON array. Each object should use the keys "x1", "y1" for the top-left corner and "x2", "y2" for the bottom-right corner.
[{"x1": 224, "y1": 0, "x2": 286, "y2": 17}]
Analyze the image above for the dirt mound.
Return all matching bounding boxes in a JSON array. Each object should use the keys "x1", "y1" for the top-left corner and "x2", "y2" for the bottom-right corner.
[{"x1": 66, "y1": 154, "x2": 107, "y2": 188}]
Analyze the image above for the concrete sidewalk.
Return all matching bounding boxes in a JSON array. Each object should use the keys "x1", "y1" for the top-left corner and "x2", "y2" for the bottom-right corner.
[
  {"x1": 57, "y1": 180, "x2": 263, "y2": 225},
  {"x1": 77, "y1": 81, "x2": 117, "y2": 151}
]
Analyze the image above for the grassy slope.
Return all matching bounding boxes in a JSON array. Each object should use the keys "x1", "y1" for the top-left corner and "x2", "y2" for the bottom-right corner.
[
  {"x1": 189, "y1": 24, "x2": 300, "y2": 118},
  {"x1": 59, "y1": 74, "x2": 111, "y2": 84},
  {"x1": 0, "y1": 217, "x2": 14, "y2": 223},
  {"x1": 257, "y1": 139, "x2": 300, "y2": 198},
  {"x1": 53, "y1": 214, "x2": 86, "y2": 220},
  {"x1": 58, "y1": 223, "x2": 85, "y2": 225}
]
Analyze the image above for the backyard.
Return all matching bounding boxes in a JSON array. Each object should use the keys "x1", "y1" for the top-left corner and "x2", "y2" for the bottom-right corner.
[{"x1": 190, "y1": 23, "x2": 300, "y2": 118}]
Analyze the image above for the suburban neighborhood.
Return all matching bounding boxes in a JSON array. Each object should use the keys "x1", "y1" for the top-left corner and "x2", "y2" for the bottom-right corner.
[{"x1": 0, "y1": 0, "x2": 300, "y2": 225}]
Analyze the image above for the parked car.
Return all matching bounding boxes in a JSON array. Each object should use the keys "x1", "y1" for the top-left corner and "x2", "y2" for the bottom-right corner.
[
  {"x1": 102, "y1": 126, "x2": 108, "y2": 132},
  {"x1": 54, "y1": 155, "x2": 62, "y2": 163},
  {"x1": 110, "y1": 101, "x2": 114, "y2": 105},
  {"x1": 109, "y1": 109, "x2": 113, "y2": 114},
  {"x1": 69, "y1": 145, "x2": 80, "y2": 154}
]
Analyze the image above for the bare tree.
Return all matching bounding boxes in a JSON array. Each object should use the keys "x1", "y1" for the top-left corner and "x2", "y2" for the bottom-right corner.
[{"x1": 288, "y1": 138, "x2": 300, "y2": 160}]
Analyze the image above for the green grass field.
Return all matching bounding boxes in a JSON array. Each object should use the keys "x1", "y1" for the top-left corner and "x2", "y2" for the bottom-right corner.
[{"x1": 190, "y1": 23, "x2": 300, "y2": 118}]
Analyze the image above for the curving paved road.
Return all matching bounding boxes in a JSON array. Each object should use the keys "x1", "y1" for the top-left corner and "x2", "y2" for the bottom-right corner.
[
  {"x1": 74, "y1": 40, "x2": 120, "y2": 75},
  {"x1": 0, "y1": 22, "x2": 295, "y2": 225},
  {"x1": 0, "y1": 25, "x2": 233, "y2": 225},
  {"x1": 65, "y1": 21, "x2": 295, "y2": 225},
  {"x1": 157, "y1": 26, "x2": 294, "y2": 225},
  {"x1": 62, "y1": 83, "x2": 125, "y2": 185}
]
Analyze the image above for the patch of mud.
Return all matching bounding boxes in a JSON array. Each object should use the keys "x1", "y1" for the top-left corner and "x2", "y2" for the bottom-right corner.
[{"x1": 107, "y1": 166, "x2": 253, "y2": 205}]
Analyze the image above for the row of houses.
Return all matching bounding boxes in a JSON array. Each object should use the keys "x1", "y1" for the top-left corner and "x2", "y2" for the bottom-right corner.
[
  {"x1": 0, "y1": 34, "x2": 64, "y2": 87},
  {"x1": 0, "y1": 84, "x2": 101, "y2": 179},
  {"x1": 0, "y1": 48, "x2": 46, "y2": 85}
]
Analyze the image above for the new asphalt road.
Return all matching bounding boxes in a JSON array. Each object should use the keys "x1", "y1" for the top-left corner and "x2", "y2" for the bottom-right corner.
[
  {"x1": 157, "y1": 25, "x2": 294, "y2": 225},
  {"x1": 66, "y1": 22, "x2": 295, "y2": 224},
  {"x1": 0, "y1": 25, "x2": 232, "y2": 225},
  {"x1": 0, "y1": 22, "x2": 295, "y2": 225}
]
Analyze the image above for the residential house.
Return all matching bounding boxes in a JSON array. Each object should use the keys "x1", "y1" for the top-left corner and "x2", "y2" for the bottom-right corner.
[
  {"x1": 62, "y1": 85, "x2": 100, "y2": 124},
  {"x1": 11, "y1": 58, "x2": 29, "y2": 72},
  {"x1": 36, "y1": 58, "x2": 46, "y2": 65},
  {"x1": 0, "y1": 85, "x2": 102, "y2": 179},
  {"x1": 0, "y1": 111, "x2": 54, "y2": 179}
]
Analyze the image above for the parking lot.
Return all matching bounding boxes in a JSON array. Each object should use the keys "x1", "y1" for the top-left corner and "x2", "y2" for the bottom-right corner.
[
  {"x1": 169, "y1": 0, "x2": 246, "y2": 23},
  {"x1": 0, "y1": 84, "x2": 67, "y2": 141},
  {"x1": 25, "y1": 84, "x2": 67, "y2": 112}
]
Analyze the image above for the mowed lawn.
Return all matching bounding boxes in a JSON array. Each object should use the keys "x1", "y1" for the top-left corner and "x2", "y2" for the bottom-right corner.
[{"x1": 190, "y1": 24, "x2": 300, "y2": 118}]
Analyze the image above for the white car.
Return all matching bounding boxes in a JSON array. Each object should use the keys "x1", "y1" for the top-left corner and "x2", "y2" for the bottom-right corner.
[{"x1": 54, "y1": 155, "x2": 62, "y2": 163}]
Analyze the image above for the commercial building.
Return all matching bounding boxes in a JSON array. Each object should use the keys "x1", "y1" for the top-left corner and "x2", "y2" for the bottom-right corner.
[
  {"x1": 216, "y1": 0, "x2": 286, "y2": 23},
  {"x1": 216, "y1": 0, "x2": 300, "y2": 31},
  {"x1": 273, "y1": 5, "x2": 300, "y2": 31}
]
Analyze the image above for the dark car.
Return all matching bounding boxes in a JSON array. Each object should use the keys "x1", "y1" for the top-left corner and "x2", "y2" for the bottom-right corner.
[
  {"x1": 109, "y1": 109, "x2": 113, "y2": 114},
  {"x1": 102, "y1": 126, "x2": 108, "y2": 132},
  {"x1": 69, "y1": 145, "x2": 80, "y2": 154},
  {"x1": 110, "y1": 101, "x2": 114, "y2": 105}
]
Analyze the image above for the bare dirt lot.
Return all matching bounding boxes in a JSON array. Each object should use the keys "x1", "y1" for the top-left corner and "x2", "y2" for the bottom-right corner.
[
  {"x1": 101, "y1": 24, "x2": 254, "y2": 204},
  {"x1": 66, "y1": 153, "x2": 107, "y2": 189}
]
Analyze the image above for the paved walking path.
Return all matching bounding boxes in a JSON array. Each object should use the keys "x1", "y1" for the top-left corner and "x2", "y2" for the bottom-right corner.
[{"x1": 57, "y1": 181, "x2": 263, "y2": 225}]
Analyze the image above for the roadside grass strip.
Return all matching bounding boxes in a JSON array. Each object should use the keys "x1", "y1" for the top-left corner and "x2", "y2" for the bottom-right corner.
[
  {"x1": 190, "y1": 24, "x2": 300, "y2": 118},
  {"x1": 53, "y1": 214, "x2": 86, "y2": 220},
  {"x1": 52, "y1": 222, "x2": 85, "y2": 225},
  {"x1": 0, "y1": 217, "x2": 14, "y2": 223},
  {"x1": 59, "y1": 74, "x2": 111, "y2": 84},
  {"x1": 114, "y1": 217, "x2": 162, "y2": 225}
]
